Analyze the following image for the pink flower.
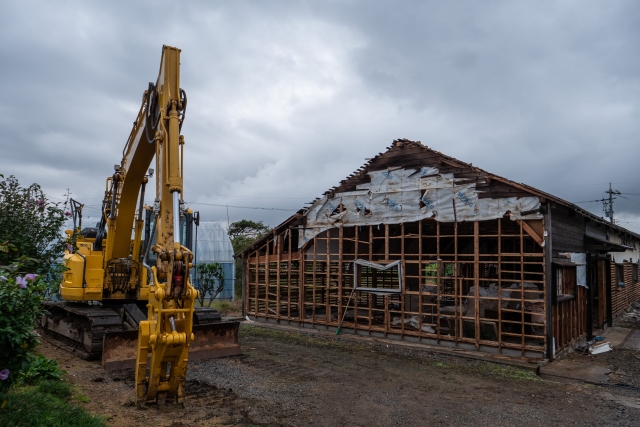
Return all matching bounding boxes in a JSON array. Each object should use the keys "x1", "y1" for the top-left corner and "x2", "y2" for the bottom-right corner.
[
  {"x1": 24, "y1": 273, "x2": 38, "y2": 281},
  {"x1": 64, "y1": 211, "x2": 72, "y2": 217},
  {"x1": 16, "y1": 276, "x2": 27, "y2": 288},
  {"x1": 0, "y1": 369, "x2": 9, "y2": 380},
  {"x1": 37, "y1": 198, "x2": 45, "y2": 208},
  {"x1": 66, "y1": 243, "x2": 74, "y2": 253}
]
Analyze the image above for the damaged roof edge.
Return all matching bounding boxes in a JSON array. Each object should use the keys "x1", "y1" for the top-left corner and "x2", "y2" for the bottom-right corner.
[{"x1": 236, "y1": 139, "x2": 640, "y2": 258}]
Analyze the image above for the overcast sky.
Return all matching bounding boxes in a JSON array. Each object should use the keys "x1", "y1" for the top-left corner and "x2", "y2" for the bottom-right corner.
[{"x1": 2, "y1": 0, "x2": 640, "y2": 233}]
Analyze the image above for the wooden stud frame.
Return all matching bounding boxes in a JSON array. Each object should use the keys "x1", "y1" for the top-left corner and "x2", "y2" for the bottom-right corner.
[{"x1": 244, "y1": 217, "x2": 547, "y2": 357}]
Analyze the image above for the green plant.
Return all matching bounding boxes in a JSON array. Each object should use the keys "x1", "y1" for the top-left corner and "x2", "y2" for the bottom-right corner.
[
  {"x1": 0, "y1": 380, "x2": 105, "y2": 426},
  {"x1": 0, "y1": 175, "x2": 67, "y2": 285},
  {"x1": 0, "y1": 263, "x2": 48, "y2": 403},
  {"x1": 18, "y1": 354, "x2": 64, "y2": 385},
  {"x1": 194, "y1": 262, "x2": 225, "y2": 307}
]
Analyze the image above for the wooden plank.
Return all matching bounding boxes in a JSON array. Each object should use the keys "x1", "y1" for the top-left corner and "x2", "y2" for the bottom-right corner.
[
  {"x1": 474, "y1": 221, "x2": 480, "y2": 349},
  {"x1": 276, "y1": 234, "x2": 281, "y2": 321},
  {"x1": 518, "y1": 220, "x2": 543, "y2": 246},
  {"x1": 498, "y1": 219, "x2": 503, "y2": 352}
]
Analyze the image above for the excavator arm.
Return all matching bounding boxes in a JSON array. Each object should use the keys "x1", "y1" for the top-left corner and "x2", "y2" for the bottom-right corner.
[
  {"x1": 48, "y1": 45, "x2": 240, "y2": 406},
  {"x1": 101, "y1": 45, "x2": 196, "y2": 405}
]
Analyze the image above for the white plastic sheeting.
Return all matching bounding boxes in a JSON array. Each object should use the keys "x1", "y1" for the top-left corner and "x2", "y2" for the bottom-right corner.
[
  {"x1": 194, "y1": 222, "x2": 235, "y2": 300},
  {"x1": 560, "y1": 252, "x2": 588, "y2": 288},
  {"x1": 302, "y1": 167, "x2": 541, "y2": 247},
  {"x1": 195, "y1": 222, "x2": 234, "y2": 263}
]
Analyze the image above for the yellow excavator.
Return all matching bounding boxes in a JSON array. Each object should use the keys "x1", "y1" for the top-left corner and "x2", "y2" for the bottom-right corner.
[{"x1": 41, "y1": 46, "x2": 240, "y2": 405}]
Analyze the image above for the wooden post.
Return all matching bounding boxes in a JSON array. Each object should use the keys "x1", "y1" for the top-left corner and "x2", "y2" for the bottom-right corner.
[
  {"x1": 453, "y1": 201, "x2": 459, "y2": 344},
  {"x1": 497, "y1": 219, "x2": 503, "y2": 352},
  {"x1": 418, "y1": 220, "x2": 423, "y2": 340},
  {"x1": 436, "y1": 221, "x2": 441, "y2": 342},
  {"x1": 401, "y1": 223, "x2": 405, "y2": 337},
  {"x1": 354, "y1": 225, "x2": 359, "y2": 333},
  {"x1": 312, "y1": 233, "x2": 317, "y2": 325},
  {"x1": 474, "y1": 221, "x2": 480, "y2": 349},
  {"x1": 326, "y1": 231, "x2": 331, "y2": 325},
  {"x1": 276, "y1": 233, "x2": 281, "y2": 321},
  {"x1": 368, "y1": 225, "x2": 373, "y2": 331},
  {"x1": 544, "y1": 208, "x2": 554, "y2": 360},
  {"x1": 265, "y1": 243, "x2": 270, "y2": 318},
  {"x1": 287, "y1": 230, "x2": 292, "y2": 319},
  {"x1": 338, "y1": 226, "x2": 344, "y2": 326},
  {"x1": 520, "y1": 219, "x2": 525, "y2": 354}
]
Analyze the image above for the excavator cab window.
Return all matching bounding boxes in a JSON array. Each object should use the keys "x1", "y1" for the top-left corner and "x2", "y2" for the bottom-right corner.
[
  {"x1": 182, "y1": 212, "x2": 194, "y2": 252},
  {"x1": 142, "y1": 208, "x2": 157, "y2": 264}
]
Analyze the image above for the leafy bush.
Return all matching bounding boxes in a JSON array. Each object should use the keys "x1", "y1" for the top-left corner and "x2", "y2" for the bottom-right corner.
[
  {"x1": 0, "y1": 175, "x2": 67, "y2": 286},
  {"x1": 0, "y1": 261, "x2": 46, "y2": 402},
  {"x1": 18, "y1": 354, "x2": 64, "y2": 385}
]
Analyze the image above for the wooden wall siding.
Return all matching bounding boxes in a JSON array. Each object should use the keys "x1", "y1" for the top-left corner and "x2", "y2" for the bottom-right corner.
[
  {"x1": 245, "y1": 218, "x2": 547, "y2": 356},
  {"x1": 550, "y1": 204, "x2": 585, "y2": 259},
  {"x1": 611, "y1": 261, "x2": 640, "y2": 318},
  {"x1": 552, "y1": 287, "x2": 587, "y2": 353}
]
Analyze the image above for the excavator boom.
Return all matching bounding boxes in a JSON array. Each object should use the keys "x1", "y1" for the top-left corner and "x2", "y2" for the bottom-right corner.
[{"x1": 45, "y1": 45, "x2": 240, "y2": 406}]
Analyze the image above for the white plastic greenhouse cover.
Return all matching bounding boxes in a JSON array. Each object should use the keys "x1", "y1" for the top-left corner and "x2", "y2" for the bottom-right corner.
[
  {"x1": 193, "y1": 222, "x2": 236, "y2": 301},
  {"x1": 194, "y1": 222, "x2": 235, "y2": 263}
]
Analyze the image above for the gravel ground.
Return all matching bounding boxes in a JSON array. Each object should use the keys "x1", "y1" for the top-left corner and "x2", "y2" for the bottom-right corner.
[{"x1": 38, "y1": 323, "x2": 640, "y2": 426}]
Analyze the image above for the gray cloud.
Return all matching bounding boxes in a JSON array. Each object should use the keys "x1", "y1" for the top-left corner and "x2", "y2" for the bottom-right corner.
[{"x1": 1, "y1": 0, "x2": 639, "y2": 231}]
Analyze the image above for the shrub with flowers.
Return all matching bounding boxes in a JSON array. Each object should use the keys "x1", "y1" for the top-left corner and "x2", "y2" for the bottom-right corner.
[
  {"x1": 0, "y1": 258, "x2": 49, "y2": 402},
  {"x1": 0, "y1": 175, "x2": 67, "y2": 296},
  {"x1": 0, "y1": 175, "x2": 66, "y2": 407}
]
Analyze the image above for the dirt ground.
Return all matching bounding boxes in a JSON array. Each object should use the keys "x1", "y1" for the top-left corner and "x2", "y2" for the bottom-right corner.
[{"x1": 39, "y1": 324, "x2": 640, "y2": 427}]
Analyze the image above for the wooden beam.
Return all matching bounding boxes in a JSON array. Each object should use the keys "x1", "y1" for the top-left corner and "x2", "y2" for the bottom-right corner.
[{"x1": 518, "y1": 220, "x2": 544, "y2": 246}]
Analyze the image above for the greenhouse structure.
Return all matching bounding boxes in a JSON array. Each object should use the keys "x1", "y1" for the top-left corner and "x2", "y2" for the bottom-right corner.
[{"x1": 193, "y1": 221, "x2": 236, "y2": 301}]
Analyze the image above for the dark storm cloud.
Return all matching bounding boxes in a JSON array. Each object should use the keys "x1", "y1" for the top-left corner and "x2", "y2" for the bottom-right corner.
[{"x1": 1, "y1": 1, "x2": 639, "y2": 231}]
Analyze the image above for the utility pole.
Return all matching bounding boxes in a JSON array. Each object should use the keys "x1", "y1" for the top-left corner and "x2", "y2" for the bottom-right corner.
[{"x1": 603, "y1": 183, "x2": 621, "y2": 224}]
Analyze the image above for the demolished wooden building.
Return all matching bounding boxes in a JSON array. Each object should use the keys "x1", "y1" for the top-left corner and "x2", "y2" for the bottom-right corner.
[{"x1": 237, "y1": 139, "x2": 640, "y2": 360}]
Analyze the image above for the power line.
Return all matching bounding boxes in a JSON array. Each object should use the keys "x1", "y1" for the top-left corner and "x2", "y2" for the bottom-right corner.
[
  {"x1": 185, "y1": 192, "x2": 309, "y2": 200},
  {"x1": 187, "y1": 202, "x2": 295, "y2": 211}
]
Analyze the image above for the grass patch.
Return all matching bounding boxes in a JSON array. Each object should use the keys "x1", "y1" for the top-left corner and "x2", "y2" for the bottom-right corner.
[
  {"x1": 482, "y1": 363, "x2": 542, "y2": 381},
  {"x1": 240, "y1": 324, "x2": 370, "y2": 353},
  {"x1": 195, "y1": 299, "x2": 241, "y2": 314},
  {"x1": 0, "y1": 380, "x2": 105, "y2": 427}
]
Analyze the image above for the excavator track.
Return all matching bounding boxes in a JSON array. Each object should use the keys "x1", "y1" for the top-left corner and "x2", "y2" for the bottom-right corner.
[
  {"x1": 41, "y1": 302, "x2": 123, "y2": 360},
  {"x1": 40, "y1": 301, "x2": 241, "y2": 370}
]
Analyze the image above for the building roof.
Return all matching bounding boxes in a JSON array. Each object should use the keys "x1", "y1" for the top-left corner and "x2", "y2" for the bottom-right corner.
[{"x1": 237, "y1": 139, "x2": 640, "y2": 257}]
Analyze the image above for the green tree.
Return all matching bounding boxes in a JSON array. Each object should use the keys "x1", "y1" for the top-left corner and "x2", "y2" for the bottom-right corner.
[
  {"x1": 0, "y1": 175, "x2": 67, "y2": 283},
  {"x1": 228, "y1": 220, "x2": 270, "y2": 298},
  {"x1": 194, "y1": 262, "x2": 225, "y2": 307}
]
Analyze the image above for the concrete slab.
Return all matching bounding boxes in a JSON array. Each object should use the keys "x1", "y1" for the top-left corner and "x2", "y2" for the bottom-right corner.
[
  {"x1": 599, "y1": 327, "x2": 632, "y2": 348},
  {"x1": 622, "y1": 329, "x2": 640, "y2": 350},
  {"x1": 540, "y1": 360, "x2": 611, "y2": 383}
]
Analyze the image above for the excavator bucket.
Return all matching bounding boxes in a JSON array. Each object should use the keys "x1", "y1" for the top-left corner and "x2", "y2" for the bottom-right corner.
[{"x1": 102, "y1": 321, "x2": 240, "y2": 371}]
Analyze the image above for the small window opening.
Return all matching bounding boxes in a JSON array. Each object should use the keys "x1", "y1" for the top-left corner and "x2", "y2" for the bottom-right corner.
[
  {"x1": 555, "y1": 265, "x2": 576, "y2": 298},
  {"x1": 616, "y1": 264, "x2": 625, "y2": 287}
]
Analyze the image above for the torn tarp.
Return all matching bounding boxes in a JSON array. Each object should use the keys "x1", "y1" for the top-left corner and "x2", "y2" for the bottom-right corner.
[
  {"x1": 559, "y1": 252, "x2": 588, "y2": 288},
  {"x1": 300, "y1": 166, "x2": 541, "y2": 246}
]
